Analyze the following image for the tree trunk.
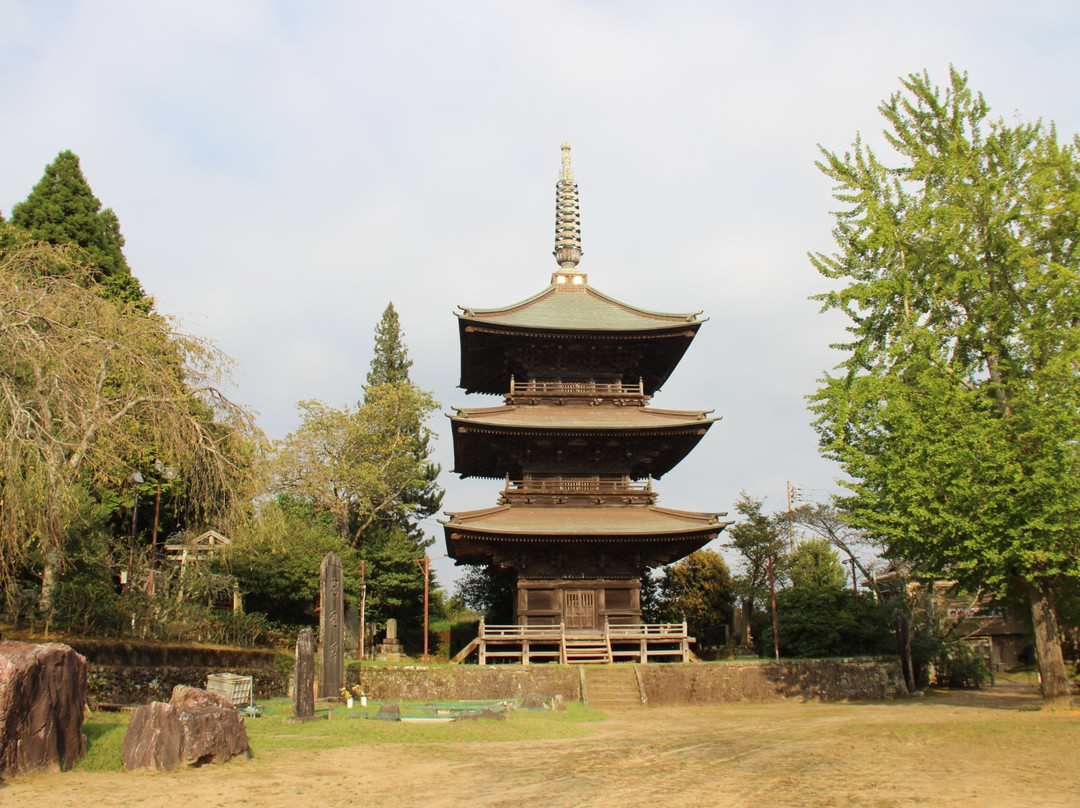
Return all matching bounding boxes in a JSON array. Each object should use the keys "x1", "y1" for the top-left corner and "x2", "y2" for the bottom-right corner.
[
  {"x1": 38, "y1": 545, "x2": 61, "y2": 632},
  {"x1": 1025, "y1": 580, "x2": 1074, "y2": 709},
  {"x1": 894, "y1": 607, "x2": 914, "y2": 692}
]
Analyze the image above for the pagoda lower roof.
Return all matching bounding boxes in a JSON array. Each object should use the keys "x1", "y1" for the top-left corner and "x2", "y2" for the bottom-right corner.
[
  {"x1": 450, "y1": 403, "x2": 716, "y2": 431},
  {"x1": 457, "y1": 283, "x2": 704, "y2": 332},
  {"x1": 442, "y1": 503, "x2": 731, "y2": 570}
]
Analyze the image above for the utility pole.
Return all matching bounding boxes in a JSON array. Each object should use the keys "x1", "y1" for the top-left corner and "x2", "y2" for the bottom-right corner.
[
  {"x1": 850, "y1": 556, "x2": 859, "y2": 604},
  {"x1": 413, "y1": 555, "x2": 430, "y2": 659},
  {"x1": 785, "y1": 481, "x2": 801, "y2": 552},
  {"x1": 768, "y1": 553, "x2": 780, "y2": 662},
  {"x1": 359, "y1": 560, "x2": 366, "y2": 662}
]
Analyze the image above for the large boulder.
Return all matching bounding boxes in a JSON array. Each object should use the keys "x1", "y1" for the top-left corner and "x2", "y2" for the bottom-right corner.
[
  {"x1": 121, "y1": 685, "x2": 248, "y2": 771},
  {"x1": 0, "y1": 641, "x2": 87, "y2": 777}
]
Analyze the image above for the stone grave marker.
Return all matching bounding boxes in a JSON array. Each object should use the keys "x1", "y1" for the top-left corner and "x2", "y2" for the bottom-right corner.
[
  {"x1": 376, "y1": 616, "x2": 405, "y2": 660},
  {"x1": 293, "y1": 628, "x2": 315, "y2": 720},
  {"x1": 318, "y1": 552, "x2": 344, "y2": 698}
]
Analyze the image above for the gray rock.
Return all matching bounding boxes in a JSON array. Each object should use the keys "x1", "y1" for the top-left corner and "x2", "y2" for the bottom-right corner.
[
  {"x1": 375, "y1": 701, "x2": 401, "y2": 721},
  {"x1": 521, "y1": 692, "x2": 547, "y2": 709},
  {"x1": 0, "y1": 641, "x2": 87, "y2": 777},
  {"x1": 121, "y1": 701, "x2": 183, "y2": 772},
  {"x1": 171, "y1": 685, "x2": 249, "y2": 765},
  {"x1": 121, "y1": 685, "x2": 249, "y2": 771},
  {"x1": 455, "y1": 708, "x2": 506, "y2": 721}
]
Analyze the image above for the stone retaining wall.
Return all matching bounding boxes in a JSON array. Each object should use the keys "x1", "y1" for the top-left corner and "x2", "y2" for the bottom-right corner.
[
  {"x1": 74, "y1": 645, "x2": 905, "y2": 706},
  {"x1": 638, "y1": 658, "x2": 908, "y2": 705},
  {"x1": 346, "y1": 658, "x2": 907, "y2": 704},
  {"x1": 87, "y1": 664, "x2": 287, "y2": 705},
  {"x1": 69, "y1": 641, "x2": 285, "y2": 706},
  {"x1": 348, "y1": 664, "x2": 582, "y2": 702}
]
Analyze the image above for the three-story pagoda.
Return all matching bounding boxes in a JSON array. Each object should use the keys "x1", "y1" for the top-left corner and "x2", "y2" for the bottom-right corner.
[{"x1": 442, "y1": 143, "x2": 729, "y2": 632}]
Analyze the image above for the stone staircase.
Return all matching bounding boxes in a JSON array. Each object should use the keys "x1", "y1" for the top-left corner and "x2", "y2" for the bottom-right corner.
[{"x1": 583, "y1": 666, "x2": 643, "y2": 711}]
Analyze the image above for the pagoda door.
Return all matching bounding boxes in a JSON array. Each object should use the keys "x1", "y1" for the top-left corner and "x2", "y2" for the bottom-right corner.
[{"x1": 564, "y1": 590, "x2": 597, "y2": 630}]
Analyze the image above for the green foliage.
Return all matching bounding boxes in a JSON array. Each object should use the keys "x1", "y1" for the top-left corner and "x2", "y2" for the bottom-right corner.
[
  {"x1": 454, "y1": 565, "x2": 516, "y2": 624},
  {"x1": 810, "y1": 67, "x2": 1080, "y2": 700},
  {"x1": 726, "y1": 493, "x2": 787, "y2": 611},
  {"x1": 271, "y1": 384, "x2": 441, "y2": 545},
  {"x1": 365, "y1": 302, "x2": 413, "y2": 391},
  {"x1": 229, "y1": 497, "x2": 361, "y2": 624},
  {"x1": 789, "y1": 539, "x2": 848, "y2": 591},
  {"x1": 660, "y1": 549, "x2": 735, "y2": 645},
  {"x1": 10, "y1": 150, "x2": 146, "y2": 305},
  {"x1": 639, "y1": 568, "x2": 665, "y2": 623},
  {"x1": 933, "y1": 641, "x2": 989, "y2": 689},
  {"x1": 767, "y1": 586, "x2": 894, "y2": 658},
  {"x1": 363, "y1": 302, "x2": 443, "y2": 542},
  {"x1": 0, "y1": 226, "x2": 260, "y2": 615}
]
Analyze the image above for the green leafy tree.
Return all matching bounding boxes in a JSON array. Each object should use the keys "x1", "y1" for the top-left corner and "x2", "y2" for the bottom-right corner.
[
  {"x1": 453, "y1": 565, "x2": 516, "y2": 624},
  {"x1": 228, "y1": 497, "x2": 360, "y2": 625},
  {"x1": 789, "y1": 539, "x2": 848, "y2": 591},
  {"x1": 362, "y1": 302, "x2": 443, "y2": 542},
  {"x1": 271, "y1": 384, "x2": 440, "y2": 545},
  {"x1": 10, "y1": 150, "x2": 146, "y2": 305},
  {"x1": 810, "y1": 67, "x2": 1080, "y2": 706},
  {"x1": 659, "y1": 549, "x2": 735, "y2": 648},
  {"x1": 768, "y1": 585, "x2": 894, "y2": 659},
  {"x1": 726, "y1": 492, "x2": 787, "y2": 645}
]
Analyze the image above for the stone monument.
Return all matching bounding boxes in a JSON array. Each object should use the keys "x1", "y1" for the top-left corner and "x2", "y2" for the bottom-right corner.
[
  {"x1": 318, "y1": 552, "x2": 345, "y2": 698},
  {"x1": 293, "y1": 628, "x2": 315, "y2": 720},
  {"x1": 375, "y1": 617, "x2": 405, "y2": 661}
]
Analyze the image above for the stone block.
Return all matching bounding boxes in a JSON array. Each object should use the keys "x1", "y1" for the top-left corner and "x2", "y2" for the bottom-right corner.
[
  {"x1": 121, "y1": 685, "x2": 249, "y2": 771},
  {"x1": 0, "y1": 641, "x2": 87, "y2": 777}
]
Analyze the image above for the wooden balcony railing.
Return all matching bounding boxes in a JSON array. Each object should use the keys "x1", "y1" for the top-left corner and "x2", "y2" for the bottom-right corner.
[
  {"x1": 505, "y1": 475, "x2": 652, "y2": 494},
  {"x1": 450, "y1": 619, "x2": 694, "y2": 665},
  {"x1": 509, "y1": 377, "x2": 645, "y2": 397}
]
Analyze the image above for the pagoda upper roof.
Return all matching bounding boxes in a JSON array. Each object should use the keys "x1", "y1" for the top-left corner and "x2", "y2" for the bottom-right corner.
[
  {"x1": 449, "y1": 403, "x2": 716, "y2": 431},
  {"x1": 457, "y1": 282, "x2": 705, "y2": 333}
]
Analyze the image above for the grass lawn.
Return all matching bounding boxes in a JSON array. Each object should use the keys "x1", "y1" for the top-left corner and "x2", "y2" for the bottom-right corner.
[{"x1": 77, "y1": 698, "x2": 606, "y2": 771}]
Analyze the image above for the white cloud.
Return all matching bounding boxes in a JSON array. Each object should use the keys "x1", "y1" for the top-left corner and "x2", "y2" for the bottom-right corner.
[{"x1": 4, "y1": 0, "x2": 1079, "y2": 586}]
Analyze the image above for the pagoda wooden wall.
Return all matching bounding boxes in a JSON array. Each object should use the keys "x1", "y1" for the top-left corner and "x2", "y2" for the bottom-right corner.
[{"x1": 515, "y1": 577, "x2": 641, "y2": 629}]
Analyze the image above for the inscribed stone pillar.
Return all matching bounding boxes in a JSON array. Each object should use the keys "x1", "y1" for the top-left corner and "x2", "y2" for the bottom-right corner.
[
  {"x1": 318, "y1": 552, "x2": 345, "y2": 699},
  {"x1": 293, "y1": 628, "x2": 315, "y2": 719}
]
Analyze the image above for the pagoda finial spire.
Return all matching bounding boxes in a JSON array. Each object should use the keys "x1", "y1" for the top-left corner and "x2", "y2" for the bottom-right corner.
[{"x1": 553, "y1": 141, "x2": 585, "y2": 283}]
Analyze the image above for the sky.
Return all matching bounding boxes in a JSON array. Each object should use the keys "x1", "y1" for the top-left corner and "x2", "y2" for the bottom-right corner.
[{"x1": 3, "y1": 1, "x2": 1079, "y2": 589}]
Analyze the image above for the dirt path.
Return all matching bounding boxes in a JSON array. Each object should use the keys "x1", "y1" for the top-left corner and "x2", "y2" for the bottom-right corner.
[{"x1": 4, "y1": 686, "x2": 1078, "y2": 807}]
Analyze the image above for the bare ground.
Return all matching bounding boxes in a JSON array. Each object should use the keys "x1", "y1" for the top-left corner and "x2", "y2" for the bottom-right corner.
[{"x1": 4, "y1": 683, "x2": 1078, "y2": 808}]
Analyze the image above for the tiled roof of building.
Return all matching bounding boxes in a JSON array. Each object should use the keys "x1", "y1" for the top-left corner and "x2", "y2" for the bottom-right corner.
[
  {"x1": 457, "y1": 283, "x2": 704, "y2": 333},
  {"x1": 450, "y1": 403, "x2": 717, "y2": 430},
  {"x1": 442, "y1": 503, "x2": 727, "y2": 537}
]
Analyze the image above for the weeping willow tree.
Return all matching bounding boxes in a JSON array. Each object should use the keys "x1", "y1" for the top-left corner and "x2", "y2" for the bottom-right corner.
[{"x1": 0, "y1": 227, "x2": 263, "y2": 619}]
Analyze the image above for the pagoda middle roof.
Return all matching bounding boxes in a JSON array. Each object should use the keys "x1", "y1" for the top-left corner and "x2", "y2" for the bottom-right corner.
[
  {"x1": 457, "y1": 282, "x2": 705, "y2": 333},
  {"x1": 442, "y1": 503, "x2": 727, "y2": 537},
  {"x1": 449, "y1": 403, "x2": 716, "y2": 431}
]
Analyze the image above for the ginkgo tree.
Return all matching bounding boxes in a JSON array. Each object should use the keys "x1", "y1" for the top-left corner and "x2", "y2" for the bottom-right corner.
[{"x1": 811, "y1": 67, "x2": 1080, "y2": 706}]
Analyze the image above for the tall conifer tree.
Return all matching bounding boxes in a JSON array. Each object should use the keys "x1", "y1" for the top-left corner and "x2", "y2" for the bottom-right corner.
[
  {"x1": 365, "y1": 303, "x2": 413, "y2": 392},
  {"x1": 11, "y1": 150, "x2": 146, "y2": 305},
  {"x1": 361, "y1": 302, "x2": 443, "y2": 545}
]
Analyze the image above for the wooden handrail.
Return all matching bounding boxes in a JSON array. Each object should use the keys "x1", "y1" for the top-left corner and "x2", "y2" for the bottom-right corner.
[
  {"x1": 509, "y1": 377, "x2": 645, "y2": 397},
  {"x1": 505, "y1": 475, "x2": 652, "y2": 494}
]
